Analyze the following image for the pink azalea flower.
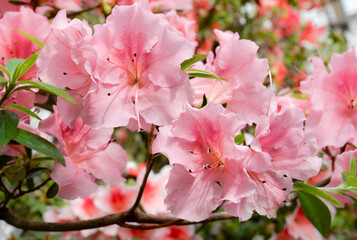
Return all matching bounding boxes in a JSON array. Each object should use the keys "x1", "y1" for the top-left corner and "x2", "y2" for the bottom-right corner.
[
  {"x1": 37, "y1": 9, "x2": 96, "y2": 126},
  {"x1": 164, "y1": 10, "x2": 197, "y2": 47},
  {"x1": 190, "y1": 29, "x2": 276, "y2": 125},
  {"x1": 252, "y1": 105, "x2": 321, "y2": 181},
  {"x1": 94, "y1": 184, "x2": 137, "y2": 214},
  {"x1": 225, "y1": 105, "x2": 321, "y2": 221},
  {"x1": 153, "y1": 103, "x2": 254, "y2": 221},
  {"x1": 326, "y1": 150, "x2": 357, "y2": 206},
  {"x1": 82, "y1": 3, "x2": 195, "y2": 129},
  {"x1": 300, "y1": 47, "x2": 357, "y2": 148},
  {"x1": 38, "y1": 108, "x2": 127, "y2": 200},
  {"x1": 0, "y1": 7, "x2": 50, "y2": 80},
  {"x1": 138, "y1": 165, "x2": 171, "y2": 214}
]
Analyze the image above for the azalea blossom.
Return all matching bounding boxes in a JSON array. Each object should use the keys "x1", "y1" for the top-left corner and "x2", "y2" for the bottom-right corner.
[
  {"x1": 0, "y1": 7, "x2": 50, "y2": 80},
  {"x1": 39, "y1": 107, "x2": 127, "y2": 199},
  {"x1": 190, "y1": 29, "x2": 276, "y2": 125},
  {"x1": 300, "y1": 47, "x2": 357, "y2": 148},
  {"x1": 153, "y1": 102, "x2": 254, "y2": 221},
  {"x1": 37, "y1": 9, "x2": 96, "y2": 126},
  {"x1": 225, "y1": 105, "x2": 321, "y2": 221},
  {"x1": 326, "y1": 150, "x2": 357, "y2": 206},
  {"x1": 82, "y1": 3, "x2": 195, "y2": 129}
]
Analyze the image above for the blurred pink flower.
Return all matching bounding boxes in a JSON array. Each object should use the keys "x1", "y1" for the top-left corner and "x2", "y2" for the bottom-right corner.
[{"x1": 301, "y1": 48, "x2": 357, "y2": 148}]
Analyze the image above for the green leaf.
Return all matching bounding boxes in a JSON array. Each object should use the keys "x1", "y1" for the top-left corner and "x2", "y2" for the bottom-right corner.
[
  {"x1": 180, "y1": 54, "x2": 207, "y2": 70},
  {"x1": 30, "y1": 157, "x2": 54, "y2": 162},
  {"x1": 47, "y1": 182, "x2": 59, "y2": 199},
  {"x1": 17, "y1": 30, "x2": 45, "y2": 48},
  {"x1": 234, "y1": 134, "x2": 245, "y2": 145},
  {"x1": 186, "y1": 69, "x2": 227, "y2": 82},
  {"x1": 0, "y1": 65, "x2": 10, "y2": 79},
  {"x1": 13, "y1": 52, "x2": 40, "y2": 82},
  {"x1": 1, "y1": 104, "x2": 41, "y2": 120},
  {"x1": 26, "y1": 178, "x2": 34, "y2": 190},
  {"x1": 5, "y1": 165, "x2": 26, "y2": 184},
  {"x1": 8, "y1": 1, "x2": 30, "y2": 5},
  {"x1": 0, "y1": 110, "x2": 19, "y2": 147},
  {"x1": 297, "y1": 191, "x2": 331, "y2": 237},
  {"x1": 294, "y1": 182, "x2": 341, "y2": 206},
  {"x1": 25, "y1": 167, "x2": 50, "y2": 179},
  {"x1": 0, "y1": 76, "x2": 8, "y2": 84},
  {"x1": 339, "y1": 192, "x2": 357, "y2": 204},
  {"x1": 13, "y1": 128, "x2": 66, "y2": 167},
  {"x1": 347, "y1": 176, "x2": 357, "y2": 186},
  {"x1": 341, "y1": 170, "x2": 349, "y2": 187},
  {"x1": 6, "y1": 58, "x2": 24, "y2": 81},
  {"x1": 17, "y1": 80, "x2": 76, "y2": 104},
  {"x1": 349, "y1": 154, "x2": 356, "y2": 177}
]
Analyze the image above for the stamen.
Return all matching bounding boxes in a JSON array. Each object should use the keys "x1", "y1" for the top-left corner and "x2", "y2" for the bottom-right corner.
[
  {"x1": 188, "y1": 161, "x2": 223, "y2": 174},
  {"x1": 50, "y1": 27, "x2": 71, "y2": 49},
  {"x1": 134, "y1": 84, "x2": 142, "y2": 131},
  {"x1": 270, "y1": 142, "x2": 307, "y2": 157},
  {"x1": 73, "y1": 139, "x2": 115, "y2": 163}
]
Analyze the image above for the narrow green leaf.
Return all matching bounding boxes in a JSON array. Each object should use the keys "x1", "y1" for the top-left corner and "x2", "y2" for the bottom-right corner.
[
  {"x1": 30, "y1": 157, "x2": 54, "y2": 162},
  {"x1": 297, "y1": 191, "x2": 331, "y2": 237},
  {"x1": 13, "y1": 128, "x2": 66, "y2": 167},
  {"x1": 5, "y1": 165, "x2": 26, "y2": 184},
  {"x1": 341, "y1": 170, "x2": 349, "y2": 187},
  {"x1": 6, "y1": 58, "x2": 24, "y2": 80},
  {"x1": 234, "y1": 134, "x2": 245, "y2": 145},
  {"x1": 0, "y1": 76, "x2": 8, "y2": 84},
  {"x1": 17, "y1": 30, "x2": 45, "y2": 48},
  {"x1": 1, "y1": 104, "x2": 41, "y2": 120},
  {"x1": 347, "y1": 176, "x2": 357, "y2": 186},
  {"x1": 0, "y1": 110, "x2": 19, "y2": 147},
  {"x1": 47, "y1": 182, "x2": 59, "y2": 199},
  {"x1": 25, "y1": 167, "x2": 50, "y2": 179},
  {"x1": 13, "y1": 52, "x2": 40, "y2": 81},
  {"x1": 187, "y1": 69, "x2": 227, "y2": 82},
  {"x1": 8, "y1": 1, "x2": 30, "y2": 5},
  {"x1": 339, "y1": 192, "x2": 357, "y2": 204},
  {"x1": 180, "y1": 54, "x2": 207, "y2": 70},
  {"x1": 0, "y1": 65, "x2": 10, "y2": 78},
  {"x1": 349, "y1": 154, "x2": 356, "y2": 177},
  {"x1": 294, "y1": 182, "x2": 341, "y2": 206},
  {"x1": 17, "y1": 80, "x2": 76, "y2": 104}
]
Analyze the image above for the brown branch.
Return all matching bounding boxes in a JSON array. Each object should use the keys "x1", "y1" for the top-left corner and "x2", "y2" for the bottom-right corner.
[
  {"x1": 0, "y1": 207, "x2": 235, "y2": 232},
  {"x1": 17, "y1": 177, "x2": 51, "y2": 197},
  {"x1": 128, "y1": 124, "x2": 156, "y2": 213},
  {"x1": 323, "y1": 146, "x2": 336, "y2": 171}
]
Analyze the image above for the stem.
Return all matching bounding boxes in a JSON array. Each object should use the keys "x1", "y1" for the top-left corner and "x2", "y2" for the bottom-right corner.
[
  {"x1": 0, "y1": 207, "x2": 234, "y2": 232},
  {"x1": 323, "y1": 146, "x2": 336, "y2": 171},
  {"x1": 128, "y1": 124, "x2": 156, "y2": 213},
  {"x1": 17, "y1": 178, "x2": 51, "y2": 197}
]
